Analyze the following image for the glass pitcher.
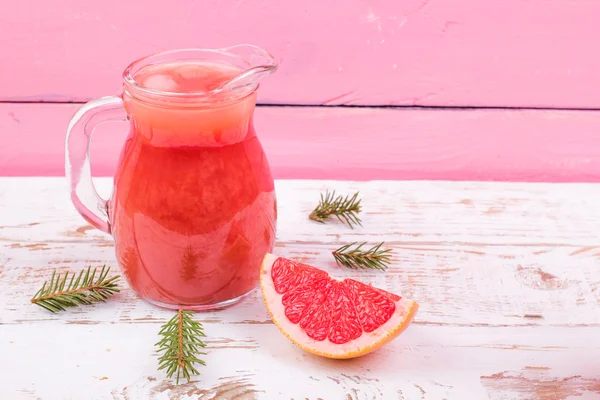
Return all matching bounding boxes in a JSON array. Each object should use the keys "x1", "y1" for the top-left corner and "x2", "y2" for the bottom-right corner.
[{"x1": 65, "y1": 45, "x2": 278, "y2": 310}]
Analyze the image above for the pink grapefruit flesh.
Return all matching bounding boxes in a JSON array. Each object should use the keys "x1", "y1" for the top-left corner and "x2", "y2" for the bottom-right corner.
[{"x1": 260, "y1": 253, "x2": 419, "y2": 359}]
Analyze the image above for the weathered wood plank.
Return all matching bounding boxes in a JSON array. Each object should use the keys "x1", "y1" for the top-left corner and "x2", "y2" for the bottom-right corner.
[
  {"x1": 2, "y1": 178, "x2": 599, "y2": 245},
  {"x1": 3, "y1": 104, "x2": 600, "y2": 182},
  {"x1": 2, "y1": 1, "x2": 600, "y2": 108},
  {"x1": 2, "y1": 241, "x2": 599, "y2": 328},
  {"x1": 1, "y1": 324, "x2": 599, "y2": 399}
]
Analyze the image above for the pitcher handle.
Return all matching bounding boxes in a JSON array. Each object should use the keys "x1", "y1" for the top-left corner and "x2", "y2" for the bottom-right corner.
[{"x1": 65, "y1": 96, "x2": 127, "y2": 234}]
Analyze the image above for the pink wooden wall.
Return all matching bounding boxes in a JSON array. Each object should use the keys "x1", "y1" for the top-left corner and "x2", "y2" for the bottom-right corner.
[{"x1": 1, "y1": 0, "x2": 599, "y2": 181}]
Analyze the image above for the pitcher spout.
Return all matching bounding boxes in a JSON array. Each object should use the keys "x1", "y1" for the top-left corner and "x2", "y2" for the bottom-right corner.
[{"x1": 216, "y1": 44, "x2": 278, "y2": 94}]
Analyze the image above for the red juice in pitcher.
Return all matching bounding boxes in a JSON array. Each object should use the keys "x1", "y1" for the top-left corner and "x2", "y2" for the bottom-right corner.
[{"x1": 108, "y1": 60, "x2": 277, "y2": 309}]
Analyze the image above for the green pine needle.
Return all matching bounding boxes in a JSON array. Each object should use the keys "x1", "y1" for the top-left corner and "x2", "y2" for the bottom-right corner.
[
  {"x1": 332, "y1": 242, "x2": 392, "y2": 271},
  {"x1": 156, "y1": 310, "x2": 207, "y2": 384},
  {"x1": 30, "y1": 265, "x2": 120, "y2": 313},
  {"x1": 309, "y1": 190, "x2": 362, "y2": 229}
]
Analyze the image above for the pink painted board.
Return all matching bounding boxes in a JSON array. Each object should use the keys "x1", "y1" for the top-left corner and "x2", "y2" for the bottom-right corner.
[
  {"x1": 1, "y1": 0, "x2": 599, "y2": 107},
  {"x1": 1, "y1": 103, "x2": 599, "y2": 182}
]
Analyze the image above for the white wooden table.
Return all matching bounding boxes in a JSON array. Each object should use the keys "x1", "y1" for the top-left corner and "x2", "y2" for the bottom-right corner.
[{"x1": 1, "y1": 177, "x2": 599, "y2": 400}]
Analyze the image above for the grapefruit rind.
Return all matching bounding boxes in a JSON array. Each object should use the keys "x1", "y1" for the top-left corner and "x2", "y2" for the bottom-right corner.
[{"x1": 260, "y1": 253, "x2": 419, "y2": 359}]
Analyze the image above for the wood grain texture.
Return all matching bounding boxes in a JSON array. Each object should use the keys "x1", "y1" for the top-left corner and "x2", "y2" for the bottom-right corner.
[
  {"x1": 1, "y1": 178, "x2": 599, "y2": 399},
  {"x1": 2, "y1": 103, "x2": 600, "y2": 182},
  {"x1": 1, "y1": 0, "x2": 599, "y2": 107}
]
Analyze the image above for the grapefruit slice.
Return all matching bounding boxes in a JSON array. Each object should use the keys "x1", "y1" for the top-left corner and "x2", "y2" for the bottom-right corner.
[{"x1": 260, "y1": 253, "x2": 418, "y2": 359}]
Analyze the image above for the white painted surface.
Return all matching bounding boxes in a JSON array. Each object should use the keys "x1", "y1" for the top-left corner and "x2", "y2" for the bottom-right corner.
[{"x1": 0, "y1": 178, "x2": 599, "y2": 399}]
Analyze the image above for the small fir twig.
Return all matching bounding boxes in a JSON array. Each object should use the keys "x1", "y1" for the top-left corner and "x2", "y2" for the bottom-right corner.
[
  {"x1": 309, "y1": 190, "x2": 362, "y2": 228},
  {"x1": 30, "y1": 265, "x2": 120, "y2": 313},
  {"x1": 332, "y1": 242, "x2": 392, "y2": 271},
  {"x1": 156, "y1": 310, "x2": 207, "y2": 384}
]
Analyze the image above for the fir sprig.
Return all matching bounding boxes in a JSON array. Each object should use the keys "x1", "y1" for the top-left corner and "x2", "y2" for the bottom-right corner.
[
  {"x1": 332, "y1": 242, "x2": 392, "y2": 271},
  {"x1": 309, "y1": 190, "x2": 362, "y2": 228},
  {"x1": 156, "y1": 310, "x2": 207, "y2": 384},
  {"x1": 30, "y1": 265, "x2": 120, "y2": 313}
]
